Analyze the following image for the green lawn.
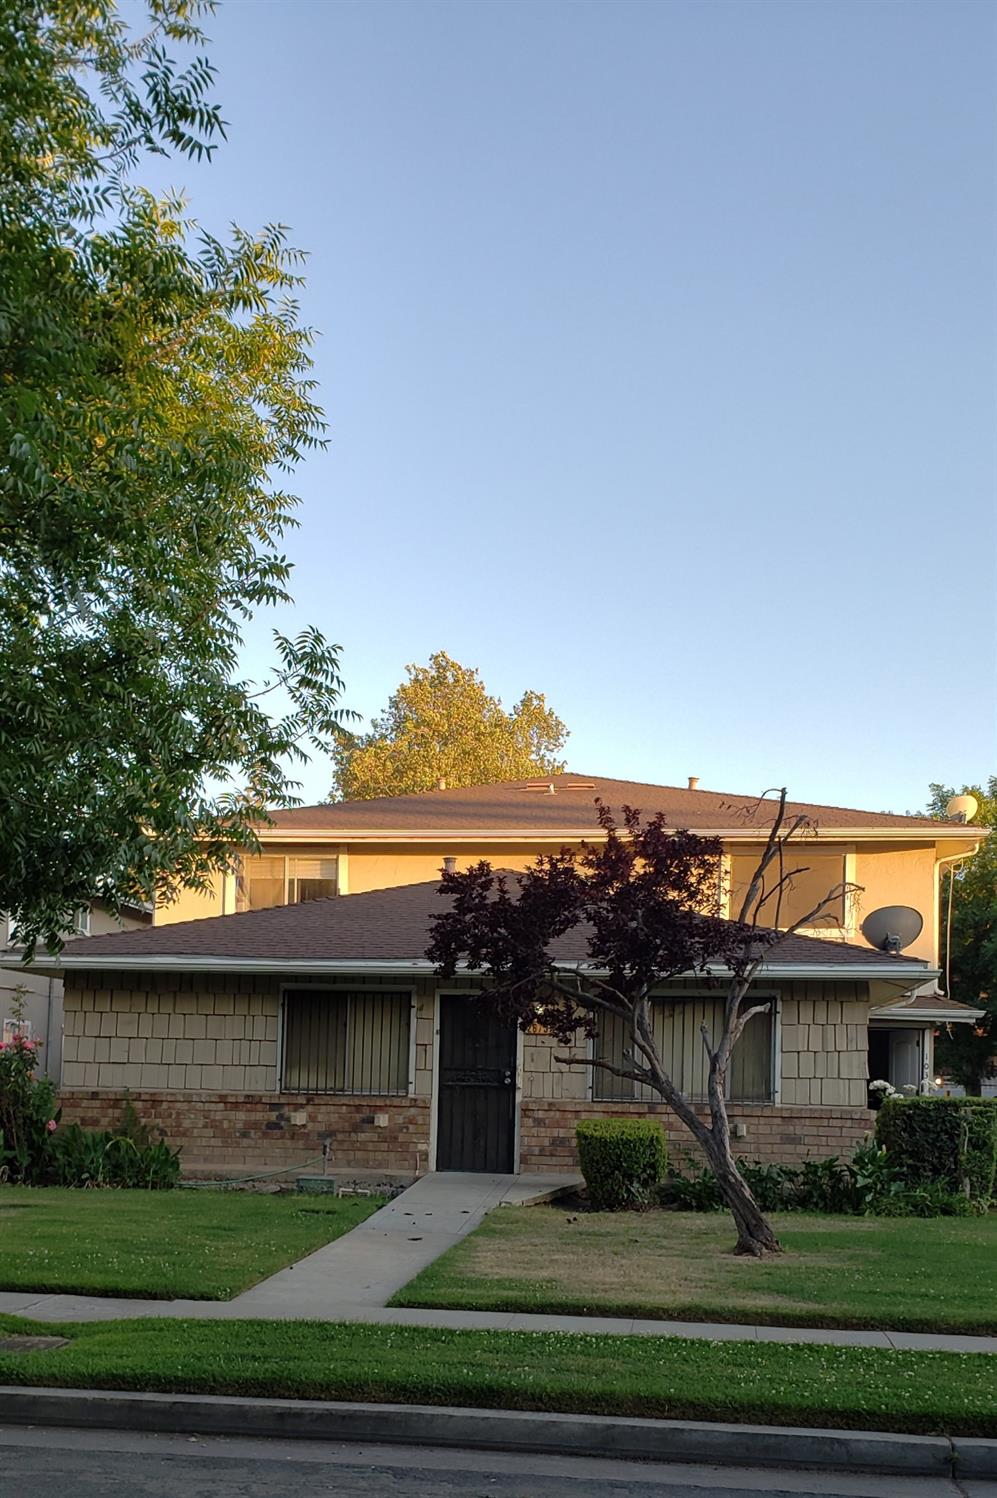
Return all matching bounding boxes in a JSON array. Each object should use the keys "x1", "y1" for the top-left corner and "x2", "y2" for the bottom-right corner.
[
  {"x1": 391, "y1": 1206, "x2": 997, "y2": 1334},
  {"x1": 0, "y1": 1312, "x2": 993, "y2": 1435},
  {"x1": 0, "y1": 1187, "x2": 382, "y2": 1300}
]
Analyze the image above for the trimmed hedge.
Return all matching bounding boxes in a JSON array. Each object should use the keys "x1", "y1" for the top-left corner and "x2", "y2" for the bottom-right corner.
[
  {"x1": 875, "y1": 1097, "x2": 997, "y2": 1207},
  {"x1": 576, "y1": 1119, "x2": 667, "y2": 1210}
]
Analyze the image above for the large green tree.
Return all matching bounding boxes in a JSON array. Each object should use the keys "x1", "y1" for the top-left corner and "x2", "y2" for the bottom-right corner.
[
  {"x1": 0, "y1": 1, "x2": 350, "y2": 950},
  {"x1": 928, "y1": 779, "x2": 997, "y2": 1094},
  {"x1": 331, "y1": 652, "x2": 567, "y2": 801}
]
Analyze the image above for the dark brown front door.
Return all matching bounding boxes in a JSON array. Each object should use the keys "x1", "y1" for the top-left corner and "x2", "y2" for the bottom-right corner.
[{"x1": 436, "y1": 995, "x2": 517, "y2": 1172}]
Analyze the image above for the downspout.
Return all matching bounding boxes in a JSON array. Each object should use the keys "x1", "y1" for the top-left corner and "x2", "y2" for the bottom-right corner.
[
  {"x1": 45, "y1": 975, "x2": 55, "y2": 1080},
  {"x1": 936, "y1": 850, "x2": 970, "y2": 997}
]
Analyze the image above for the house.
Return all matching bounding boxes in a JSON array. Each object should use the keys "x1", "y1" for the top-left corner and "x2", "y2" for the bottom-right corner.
[
  {"x1": 1, "y1": 901, "x2": 151, "y2": 1078},
  {"x1": 17, "y1": 775, "x2": 984, "y2": 1176},
  {"x1": 155, "y1": 773, "x2": 985, "y2": 1096}
]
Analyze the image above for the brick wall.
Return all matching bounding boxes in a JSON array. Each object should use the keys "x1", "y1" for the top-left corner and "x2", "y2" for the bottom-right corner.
[
  {"x1": 519, "y1": 1099, "x2": 875, "y2": 1173},
  {"x1": 58, "y1": 1089, "x2": 432, "y2": 1176}
]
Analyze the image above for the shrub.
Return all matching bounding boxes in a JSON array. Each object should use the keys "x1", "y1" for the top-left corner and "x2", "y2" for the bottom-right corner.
[
  {"x1": 0, "y1": 1027, "x2": 58, "y2": 1183},
  {"x1": 658, "y1": 1165, "x2": 724, "y2": 1212},
  {"x1": 1, "y1": 1055, "x2": 180, "y2": 1189},
  {"x1": 660, "y1": 1139, "x2": 981, "y2": 1219},
  {"x1": 49, "y1": 1123, "x2": 181, "y2": 1189},
  {"x1": 875, "y1": 1097, "x2": 997, "y2": 1208},
  {"x1": 576, "y1": 1119, "x2": 667, "y2": 1210}
]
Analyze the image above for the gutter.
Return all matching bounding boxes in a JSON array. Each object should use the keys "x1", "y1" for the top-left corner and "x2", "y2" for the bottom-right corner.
[
  {"x1": 257, "y1": 826, "x2": 983, "y2": 845},
  {"x1": 12, "y1": 954, "x2": 938, "y2": 983}
]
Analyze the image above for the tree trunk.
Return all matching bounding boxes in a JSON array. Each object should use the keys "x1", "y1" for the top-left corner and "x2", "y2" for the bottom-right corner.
[{"x1": 700, "y1": 1130, "x2": 782, "y2": 1257}]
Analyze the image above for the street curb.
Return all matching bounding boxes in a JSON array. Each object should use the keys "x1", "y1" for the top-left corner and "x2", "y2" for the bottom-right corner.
[{"x1": 2, "y1": 1386, "x2": 995, "y2": 1476}]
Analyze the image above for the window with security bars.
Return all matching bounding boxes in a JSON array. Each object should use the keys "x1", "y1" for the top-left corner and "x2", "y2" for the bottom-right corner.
[
  {"x1": 593, "y1": 997, "x2": 774, "y2": 1102},
  {"x1": 281, "y1": 989, "x2": 411, "y2": 1095}
]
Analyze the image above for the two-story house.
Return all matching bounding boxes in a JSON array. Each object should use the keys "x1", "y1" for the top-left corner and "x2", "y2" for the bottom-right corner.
[{"x1": 25, "y1": 775, "x2": 984, "y2": 1177}]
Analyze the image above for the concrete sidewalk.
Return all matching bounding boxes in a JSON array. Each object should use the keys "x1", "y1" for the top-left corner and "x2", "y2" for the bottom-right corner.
[
  {"x1": 3, "y1": 1291, "x2": 996, "y2": 1352},
  {"x1": 235, "y1": 1171, "x2": 576, "y2": 1313}
]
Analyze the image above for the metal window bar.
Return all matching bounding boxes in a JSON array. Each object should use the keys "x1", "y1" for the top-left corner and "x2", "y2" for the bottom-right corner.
[
  {"x1": 593, "y1": 999, "x2": 773, "y2": 1103},
  {"x1": 282, "y1": 990, "x2": 410, "y2": 1094}
]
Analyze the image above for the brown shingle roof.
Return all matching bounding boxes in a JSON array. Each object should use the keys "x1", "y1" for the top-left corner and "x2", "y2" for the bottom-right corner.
[
  {"x1": 263, "y1": 775, "x2": 952, "y2": 835},
  {"x1": 39, "y1": 878, "x2": 929, "y2": 971},
  {"x1": 872, "y1": 991, "x2": 983, "y2": 1017}
]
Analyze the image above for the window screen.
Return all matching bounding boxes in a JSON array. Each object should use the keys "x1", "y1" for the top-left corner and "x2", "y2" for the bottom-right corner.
[
  {"x1": 237, "y1": 856, "x2": 285, "y2": 912},
  {"x1": 282, "y1": 990, "x2": 410, "y2": 1094},
  {"x1": 594, "y1": 998, "x2": 773, "y2": 1102},
  {"x1": 288, "y1": 858, "x2": 338, "y2": 903},
  {"x1": 728, "y1": 850, "x2": 846, "y2": 929}
]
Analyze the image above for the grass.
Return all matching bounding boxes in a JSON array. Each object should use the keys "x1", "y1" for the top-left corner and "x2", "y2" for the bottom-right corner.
[
  {"x1": 0, "y1": 1186, "x2": 382, "y2": 1300},
  {"x1": 390, "y1": 1206, "x2": 997, "y2": 1334},
  {"x1": 0, "y1": 1311, "x2": 994, "y2": 1435}
]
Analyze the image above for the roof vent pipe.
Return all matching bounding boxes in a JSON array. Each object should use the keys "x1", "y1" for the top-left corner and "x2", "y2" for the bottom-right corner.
[
  {"x1": 687, "y1": 776, "x2": 700, "y2": 791},
  {"x1": 442, "y1": 856, "x2": 457, "y2": 875}
]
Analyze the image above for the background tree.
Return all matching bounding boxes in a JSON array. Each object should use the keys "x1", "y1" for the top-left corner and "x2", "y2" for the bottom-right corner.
[
  {"x1": 331, "y1": 651, "x2": 567, "y2": 801},
  {"x1": 927, "y1": 779, "x2": 996, "y2": 1094},
  {"x1": 428, "y1": 792, "x2": 855, "y2": 1256},
  {"x1": 0, "y1": 0, "x2": 352, "y2": 950}
]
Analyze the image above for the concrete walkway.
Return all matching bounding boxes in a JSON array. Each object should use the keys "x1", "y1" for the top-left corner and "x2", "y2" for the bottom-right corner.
[{"x1": 1, "y1": 1171, "x2": 996, "y2": 1354}]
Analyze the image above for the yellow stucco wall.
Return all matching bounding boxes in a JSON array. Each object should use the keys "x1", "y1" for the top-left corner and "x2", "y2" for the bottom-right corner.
[
  {"x1": 852, "y1": 844, "x2": 937, "y2": 963},
  {"x1": 344, "y1": 842, "x2": 557, "y2": 893},
  {"x1": 156, "y1": 873, "x2": 228, "y2": 925},
  {"x1": 152, "y1": 833, "x2": 955, "y2": 972}
]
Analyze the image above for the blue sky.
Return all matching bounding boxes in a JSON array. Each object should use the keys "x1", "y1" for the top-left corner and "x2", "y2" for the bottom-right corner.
[{"x1": 144, "y1": 0, "x2": 994, "y2": 812}]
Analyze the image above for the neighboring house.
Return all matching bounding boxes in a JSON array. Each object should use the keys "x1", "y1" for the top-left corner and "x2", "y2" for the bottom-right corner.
[
  {"x1": 1, "y1": 902, "x2": 151, "y2": 1079},
  {"x1": 14, "y1": 774, "x2": 984, "y2": 1177}
]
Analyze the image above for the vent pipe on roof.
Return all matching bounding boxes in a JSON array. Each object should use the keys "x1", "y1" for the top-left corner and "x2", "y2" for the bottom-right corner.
[
  {"x1": 687, "y1": 776, "x2": 700, "y2": 791},
  {"x1": 442, "y1": 856, "x2": 457, "y2": 875},
  {"x1": 436, "y1": 777, "x2": 447, "y2": 791}
]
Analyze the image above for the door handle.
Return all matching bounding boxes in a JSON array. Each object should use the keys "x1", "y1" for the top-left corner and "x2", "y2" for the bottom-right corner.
[{"x1": 503, "y1": 1070, "x2": 513, "y2": 1085}]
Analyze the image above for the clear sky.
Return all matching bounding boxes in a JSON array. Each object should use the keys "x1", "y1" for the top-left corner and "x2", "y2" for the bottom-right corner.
[{"x1": 142, "y1": 0, "x2": 995, "y2": 812}]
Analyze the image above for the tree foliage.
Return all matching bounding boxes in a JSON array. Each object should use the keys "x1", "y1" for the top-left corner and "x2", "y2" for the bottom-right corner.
[
  {"x1": 331, "y1": 651, "x2": 567, "y2": 801},
  {"x1": 0, "y1": 0, "x2": 351, "y2": 950},
  {"x1": 928, "y1": 779, "x2": 997, "y2": 1094},
  {"x1": 428, "y1": 794, "x2": 855, "y2": 1255}
]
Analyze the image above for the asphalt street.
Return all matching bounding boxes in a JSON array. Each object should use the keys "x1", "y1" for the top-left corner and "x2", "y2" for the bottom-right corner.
[{"x1": 2, "y1": 1427, "x2": 996, "y2": 1498}]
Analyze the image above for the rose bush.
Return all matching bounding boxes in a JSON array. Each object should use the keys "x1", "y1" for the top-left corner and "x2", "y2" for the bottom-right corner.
[{"x1": 0, "y1": 1030, "x2": 58, "y2": 1182}]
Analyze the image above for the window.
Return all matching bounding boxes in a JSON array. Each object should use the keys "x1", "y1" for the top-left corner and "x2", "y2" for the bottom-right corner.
[
  {"x1": 237, "y1": 856, "x2": 339, "y2": 912},
  {"x1": 593, "y1": 996, "x2": 773, "y2": 1102},
  {"x1": 287, "y1": 859, "x2": 338, "y2": 904},
  {"x1": 728, "y1": 850, "x2": 846, "y2": 930},
  {"x1": 282, "y1": 989, "x2": 411, "y2": 1094}
]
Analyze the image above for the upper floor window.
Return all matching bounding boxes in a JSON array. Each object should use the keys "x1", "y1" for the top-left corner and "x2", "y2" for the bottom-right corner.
[
  {"x1": 237, "y1": 855, "x2": 339, "y2": 913},
  {"x1": 728, "y1": 850, "x2": 847, "y2": 930}
]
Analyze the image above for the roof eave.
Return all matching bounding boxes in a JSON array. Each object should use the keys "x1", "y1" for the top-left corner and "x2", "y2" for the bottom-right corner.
[
  {"x1": 258, "y1": 825, "x2": 978, "y2": 845},
  {"x1": 15, "y1": 954, "x2": 937, "y2": 982}
]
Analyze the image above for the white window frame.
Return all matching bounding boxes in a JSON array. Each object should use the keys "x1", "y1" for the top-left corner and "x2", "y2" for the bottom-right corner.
[
  {"x1": 588, "y1": 988, "x2": 779, "y2": 1105},
  {"x1": 277, "y1": 982, "x2": 416, "y2": 1097},
  {"x1": 238, "y1": 854, "x2": 343, "y2": 912}
]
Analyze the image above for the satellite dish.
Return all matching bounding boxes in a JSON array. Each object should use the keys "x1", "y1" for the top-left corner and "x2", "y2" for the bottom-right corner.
[
  {"x1": 946, "y1": 794, "x2": 978, "y2": 824},
  {"x1": 861, "y1": 905, "x2": 924, "y2": 956}
]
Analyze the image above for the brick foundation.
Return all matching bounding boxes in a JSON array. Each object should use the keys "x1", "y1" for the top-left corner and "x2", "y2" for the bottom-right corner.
[
  {"x1": 58, "y1": 1090, "x2": 431, "y2": 1177},
  {"x1": 60, "y1": 1087, "x2": 874, "y2": 1179},
  {"x1": 519, "y1": 1099, "x2": 875, "y2": 1173}
]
